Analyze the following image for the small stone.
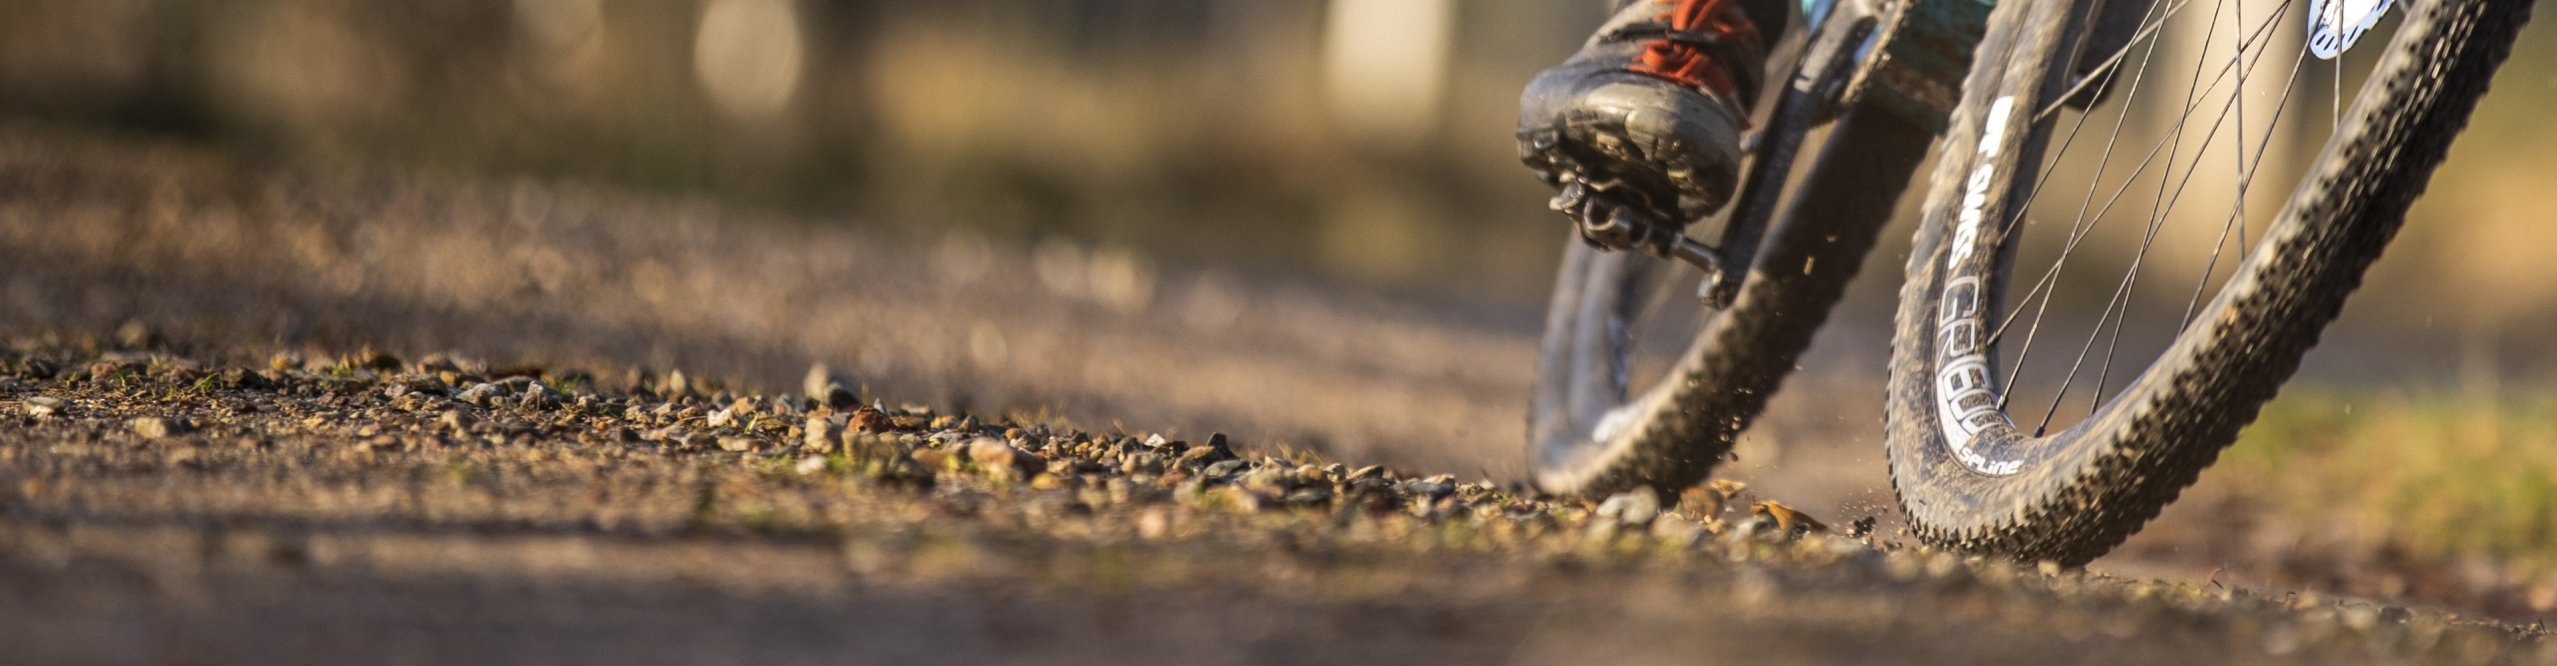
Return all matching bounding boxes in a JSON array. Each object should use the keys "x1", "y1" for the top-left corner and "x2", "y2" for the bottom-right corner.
[
  {"x1": 1285, "y1": 487, "x2": 1333, "y2": 505},
  {"x1": 1218, "y1": 487, "x2": 1267, "y2": 513},
  {"x1": 518, "y1": 382, "x2": 559, "y2": 410},
  {"x1": 1650, "y1": 513, "x2": 1709, "y2": 547},
  {"x1": 707, "y1": 405, "x2": 741, "y2": 428},
  {"x1": 1121, "y1": 451, "x2": 1166, "y2": 476},
  {"x1": 22, "y1": 396, "x2": 66, "y2": 418},
  {"x1": 912, "y1": 448, "x2": 956, "y2": 471},
  {"x1": 664, "y1": 370, "x2": 693, "y2": 398},
  {"x1": 717, "y1": 437, "x2": 755, "y2": 452},
  {"x1": 1681, "y1": 480, "x2": 1745, "y2": 518},
  {"x1": 966, "y1": 437, "x2": 1038, "y2": 475},
  {"x1": 1181, "y1": 434, "x2": 1234, "y2": 462},
  {"x1": 848, "y1": 406, "x2": 891, "y2": 433},
  {"x1": 1596, "y1": 489, "x2": 1662, "y2": 527},
  {"x1": 1750, "y1": 500, "x2": 1828, "y2": 535},
  {"x1": 842, "y1": 432, "x2": 913, "y2": 462},
  {"x1": 1240, "y1": 468, "x2": 1290, "y2": 492},
  {"x1": 1202, "y1": 460, "x2": 1247, "y2": 478},
  {"x1": 1142, "y1": 433, "x2": 1169, "y2": 449},
  {"x1": 804, "y1": 415, "x2": 843, "y2": 450},
  {"x1": 456, "y1": 382, "x2": 507, "y2": 407},
  {"x1": 1395, "y1": 480, "x2": 1455, "y2": 499},
  {"x1": 129, "y1": 416, "x2": 190, "y2": 439},
  {"x1": 440, "y1": 410, "x2": 478, "y2": 433},
  {"x1": 794, "y1": 456, "x2": 829, "y2": 475}
]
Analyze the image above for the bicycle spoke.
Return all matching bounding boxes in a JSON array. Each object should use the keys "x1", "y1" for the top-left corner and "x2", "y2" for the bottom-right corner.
[
  {"x1": 2004, "y1": 0, "x2": 2303, "y2": 422},
  {"x1": 2092, "y1": 0, "x2": 2241, "y2": 413},
  {"x1": 2026, "y1": 0, "x2": 2238, "y2": 427},
  {"x1": 2181, "y1": 48, "x2": 2313, "y2": 330},
  {"x1": 2001, "y1": 0, "x2": 2197, "y2": 247},
  {"x1": 1984, "y1": 0, "x2": 2291, "y2": 353},
  {"x1": 2034, "y1": 0, "x2": 2204, "y2": 122},
  {"x1": 2094, "y1": 39, "x2": 2310, "y2": 415},
  {"x1": 1997, "y1": 0, "x2": 2223, "y2": 410},
  {"x1": 1985, "y1": 0, "x2": 2298, "y2": 354}
]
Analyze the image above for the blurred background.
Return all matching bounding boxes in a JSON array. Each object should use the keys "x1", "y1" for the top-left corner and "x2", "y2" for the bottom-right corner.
[
  {"x1": 0, "y1": 0, "x2": 1605, "y2": 302},
  {"x1": 9, "y1": 0, "x2": 2557, "y2": 334},
  {"x1": 10, "y1": 0, "x2": 2557, "y2": 614}
]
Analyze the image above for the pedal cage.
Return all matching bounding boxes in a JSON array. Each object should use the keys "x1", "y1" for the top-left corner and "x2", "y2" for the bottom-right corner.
[{"x1": 1547, "y1": 175, "x2": 1739, "y2": 309}]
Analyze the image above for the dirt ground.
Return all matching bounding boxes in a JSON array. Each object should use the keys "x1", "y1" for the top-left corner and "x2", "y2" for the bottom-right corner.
[{"x1": 2, "y1": 126, "x2": 2551, "y2": 663}]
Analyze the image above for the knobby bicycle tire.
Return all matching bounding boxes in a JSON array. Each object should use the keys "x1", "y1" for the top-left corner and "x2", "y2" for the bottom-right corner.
[
  {"x1": 1532, "y1": 105, "x2": 1933, "y2": 497},
  {"x1": 1886, "y1": 0, "x2": 2533, "y2": 564}
]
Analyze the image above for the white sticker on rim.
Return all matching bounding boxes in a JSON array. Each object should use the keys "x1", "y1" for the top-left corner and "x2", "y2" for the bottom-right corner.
[
  {"x1": 2308, "y1": 0, "x2": 2395, "y2": 60},
  {"x1": 1931, "y1": 95, "x2": 2024, "y2": 476}
]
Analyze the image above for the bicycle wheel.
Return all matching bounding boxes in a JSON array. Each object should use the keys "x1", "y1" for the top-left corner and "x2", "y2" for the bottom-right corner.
[
  {"x1": 1886, "y1": 0, "x2": 2532, "y2": 563},
  {"x1": 1530, "y1": 84, "x2": 1935, "y2": 495}
]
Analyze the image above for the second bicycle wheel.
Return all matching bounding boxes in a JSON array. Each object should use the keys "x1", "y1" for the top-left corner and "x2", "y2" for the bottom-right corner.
[
  {"x1": 1887, "y1": 0, "x2": 2533, "y2": 564},
  {"x1": 1531, "y1": 93, "x2": 1937, "y2": 496}
]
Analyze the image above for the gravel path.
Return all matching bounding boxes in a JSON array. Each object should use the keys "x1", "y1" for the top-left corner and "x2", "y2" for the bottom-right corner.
[
  {"x1": 1, "y1": 127, "x2": 2551, "y2": 663},
  {"x1": 2, "y1": 341, "x2": 2547, "y2": 664}
]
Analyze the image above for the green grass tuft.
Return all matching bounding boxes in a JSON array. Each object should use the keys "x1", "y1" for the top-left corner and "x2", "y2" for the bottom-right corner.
[{"x1": 2226, "y1": 387, "x2": 2557, "y2": 573}]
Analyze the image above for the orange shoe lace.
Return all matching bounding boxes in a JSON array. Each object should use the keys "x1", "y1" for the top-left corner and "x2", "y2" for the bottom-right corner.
[{"x1": 1627, "y1": 0, "x2": 1760, "y2": 118}]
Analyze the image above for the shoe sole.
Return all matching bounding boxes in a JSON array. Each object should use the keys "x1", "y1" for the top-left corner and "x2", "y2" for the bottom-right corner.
[{"x1": 1525, "y1": 77, "x2": 1747, "y2": 223}]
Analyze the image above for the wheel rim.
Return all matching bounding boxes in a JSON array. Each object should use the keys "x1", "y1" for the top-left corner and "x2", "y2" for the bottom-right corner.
[{"x1": 1930, "y1": 0, "x2": 2402, "y2": 476}]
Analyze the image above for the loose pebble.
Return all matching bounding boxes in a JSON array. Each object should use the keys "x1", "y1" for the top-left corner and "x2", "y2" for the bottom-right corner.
[
  {"x1": 1597, "y1": 489, "x2": 1663, "y2": 528},
  {"x1": 966, "y1": 437, "x2": 1039, "y2": 475},
  {"x1": 804, "y1": 415, "x2": 843, "y2": 450},
  {"x1": 23, "y1": 396, "x2": 66, "y2": 418},
  {"x1": 457, "y1": 382, "x2": 506, "y2": 406},
  {"x1": 129, "y1": 416, "x2": 189, "y2": 439}
]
